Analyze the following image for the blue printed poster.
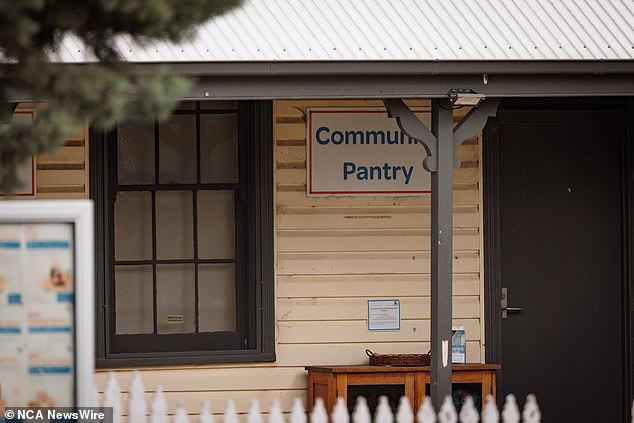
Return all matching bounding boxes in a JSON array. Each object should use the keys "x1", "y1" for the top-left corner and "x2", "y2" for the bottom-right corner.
[{"x1": 0, "y1": 223, "x2": 74, "y2": 408}]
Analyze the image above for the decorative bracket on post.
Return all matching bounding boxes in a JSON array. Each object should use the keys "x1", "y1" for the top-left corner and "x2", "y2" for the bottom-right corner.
[
  {"x1": 383, "y1": 98, "x2": 501, "y2": 171},
  {"x1": 384, "y1": 99, "x2": 438, "y2": 172},
  {"x1": 452, "y1": 99, "x2": 501, "y2": 167}
]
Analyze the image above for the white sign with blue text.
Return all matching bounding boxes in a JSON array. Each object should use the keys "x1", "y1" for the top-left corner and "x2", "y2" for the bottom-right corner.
[
  {"x1": 307, "y1": 107, "x2": 431, "y2": 196},
  {"x1": 368, "y1": 299, "x2": 401, "y2": 331}
]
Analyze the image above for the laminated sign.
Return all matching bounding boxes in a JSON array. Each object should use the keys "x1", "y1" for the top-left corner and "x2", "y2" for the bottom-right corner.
[
  {"x1": 0, "y1": 201, "x2": 94, "y2": 407},
  {"x1": 307, "y1": 107, "x2": 431, "y2": 196}
]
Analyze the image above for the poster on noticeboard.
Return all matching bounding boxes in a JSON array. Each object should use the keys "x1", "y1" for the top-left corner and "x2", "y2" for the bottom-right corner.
[{"x1": 0, "y1": 201, "x2": 94, "y2": 409}]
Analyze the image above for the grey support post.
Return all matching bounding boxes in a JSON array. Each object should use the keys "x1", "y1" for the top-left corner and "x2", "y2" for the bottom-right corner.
[
  {"x1": 384, "y1": 97, "x2": 500, "y2": 409},
  {"x1": 430, "y1": 98, "x2": 454, "y2": 405}
]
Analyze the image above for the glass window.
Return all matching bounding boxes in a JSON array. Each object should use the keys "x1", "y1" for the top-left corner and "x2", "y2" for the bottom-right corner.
[{"x1": 95, "y1": 101, "x2": 273, "y2": 364}]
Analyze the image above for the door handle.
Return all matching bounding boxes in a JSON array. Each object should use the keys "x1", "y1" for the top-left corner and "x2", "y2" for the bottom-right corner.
[
  {"x1": 504, "y1": 307, "x2": 523, "y2": 313},
  {"x1": 501, "y1": 288, "x2": 523, "y2": 319}
]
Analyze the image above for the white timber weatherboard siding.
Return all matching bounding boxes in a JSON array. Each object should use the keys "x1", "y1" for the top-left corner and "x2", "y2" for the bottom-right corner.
[
  {"x1": 82, "y1": 99, "x2": 483, "y2": 417},
  {"x1": 274, "y1": 99, "x2": 484, "y2": 369},
  {"x1": 13, "y1": 104, "x2": 89, "y2": 199}
]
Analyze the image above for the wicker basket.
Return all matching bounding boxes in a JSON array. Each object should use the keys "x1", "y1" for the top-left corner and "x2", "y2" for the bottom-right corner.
[{"x1": 366, "y1": 349, "x2": 431, "y2": 366}]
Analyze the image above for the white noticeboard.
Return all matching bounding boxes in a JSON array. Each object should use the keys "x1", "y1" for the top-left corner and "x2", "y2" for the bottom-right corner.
[
  {"x1": 368, "y1": 299, "x2": 400, "y2": 331},
  {"x1": 0, "y1": 201, "x2": 94, "y2": 407},
  {"x1": 307, "y1": 107, "x2": 431, "y2": 196}
]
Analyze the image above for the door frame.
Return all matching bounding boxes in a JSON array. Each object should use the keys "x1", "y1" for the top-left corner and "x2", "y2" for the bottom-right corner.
[{"x1": 482, "y1": 103, "x2": 634, "y2": 418}]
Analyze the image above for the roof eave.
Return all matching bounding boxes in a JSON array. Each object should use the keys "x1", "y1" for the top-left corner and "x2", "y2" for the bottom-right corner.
[{"x1": 126, "y1": 59, "x2": 634, "y2": 77}]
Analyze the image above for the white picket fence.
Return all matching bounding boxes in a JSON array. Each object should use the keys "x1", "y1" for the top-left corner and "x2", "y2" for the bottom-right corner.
[{"x1": 95, "y1": 372, "x2": 632, "y2": 423}]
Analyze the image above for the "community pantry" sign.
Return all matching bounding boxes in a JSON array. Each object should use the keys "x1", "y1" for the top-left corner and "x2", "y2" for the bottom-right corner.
[{"x1": 307, "y1": 107, "x2": 431, "y2": 196}]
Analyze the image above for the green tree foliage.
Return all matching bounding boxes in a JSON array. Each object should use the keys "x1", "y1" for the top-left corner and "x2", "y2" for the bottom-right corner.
[{"x1": 0, "y1": 0, "x2": 242, "y2": 191}]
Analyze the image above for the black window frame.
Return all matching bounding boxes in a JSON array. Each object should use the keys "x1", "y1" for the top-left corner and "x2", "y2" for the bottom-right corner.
[{"x1": 91, "y1": 101, "x2": 274, "y2": 367}]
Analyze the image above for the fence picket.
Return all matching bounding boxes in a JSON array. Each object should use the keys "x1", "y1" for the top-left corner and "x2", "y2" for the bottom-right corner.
[
  {"x1": 417, "y1": 397, "x2": 436, "y2": 423},
  {"x1": 223, "y1": 400, "x2": 239, "y2": 423},
  {"x1": 198, "y1": 400, "x2": 214, "y2": 423},
  {"x1": 173, "y1": 402, "x2": 189, "y2": 423},
  {"x1": 437, "y1": 396, "x2": 457, "y2": 423},
  {"x1": 396, "y1": 396, "x2": 414, "y2": 423},
  {"x1": 290, "y1": 398, "x2": 307, "y2": 423},
  {"x1": 129, "y1": 371, "x2": 147, "y2": 423},
  {"x1": 501, "y1": 395, "x2": 519, "y2": 423},
  {"x1": 352, "y1": 397, "x2": 371, "y2": 423},
  {"x1": 248, "y1": 399, "x2": 263, "y2": 423},
  {"x1": 310, "y1": 398, "x2": 328, "y2": 423},
  {"x1": 269, "y1": 399, "x2": 284, "y2": 423},
  {"x1": 521, "y1": 395, "x2": 540, "y2": 423},
  {"x1": 150, "y1": 386, "x2": 168, "y2": 423},
  {"x1": 481, "y1": 396, "x2": 499, "y2": 423},
  {"x1": 458, "y1": 397, "x2": 478, "y2": 423},
  {"x1": 103, "y1": 372, "x2": 121, "y2": 423},
  {"x1": 332, "y1": 398, "x2": 349, "y2": 423},
  {"x1": 374, "y1": 396, "x2": 393, "y2": 423}
]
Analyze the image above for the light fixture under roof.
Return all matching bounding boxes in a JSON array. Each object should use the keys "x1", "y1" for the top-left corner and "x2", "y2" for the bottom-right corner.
[{"x1": 447, "y1": 88, "x2": 485, "y2": 106}]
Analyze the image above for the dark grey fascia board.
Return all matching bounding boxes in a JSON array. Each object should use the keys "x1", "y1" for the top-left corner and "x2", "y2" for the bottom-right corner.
[
  {"x1": 7, "y1": 71, "x2": 634, "y2": 102},
  {"x1": 128, "y1": 59, "x2": 634, "y2": 76},
  {"x1": 184, "y1": 73, "x2": 634, "y2": 100}
]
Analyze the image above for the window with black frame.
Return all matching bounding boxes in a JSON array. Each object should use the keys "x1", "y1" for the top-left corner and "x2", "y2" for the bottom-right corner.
[{"x1": 92, "y1": 101, "x2": 274, "y2": 365}]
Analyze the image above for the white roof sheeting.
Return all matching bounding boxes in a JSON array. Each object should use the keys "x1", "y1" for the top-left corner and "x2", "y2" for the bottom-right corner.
[{"x1": 55, "y1": 0, "x2": 634, "y2": 63}]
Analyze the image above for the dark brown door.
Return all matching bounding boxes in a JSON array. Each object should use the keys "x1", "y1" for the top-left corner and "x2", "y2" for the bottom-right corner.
[{"x1": 487, "y1": 110, "x2": 626, "y2": 421}]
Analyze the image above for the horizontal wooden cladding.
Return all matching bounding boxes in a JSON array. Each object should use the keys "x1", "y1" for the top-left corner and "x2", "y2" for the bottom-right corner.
[
  {"x1": 277, "y1": 183, "x2": 478, "y2": 195},
  {"x1": 278, "y1": 319, "x2": 480, "y2": 343},
  {"x1": 37, "y1": 184, "x2": 85, "y2": 193},
  {"x1": 64, "y1": 139, "x2": 85, "y2": 147},
  {"x1": 277, "y1": 274, "x2": 480, "y2": 298},
  {"x1": 277, "y1": 251, "x2": 479, "y2": 275},
  {"x1": 275, "y1": 99, "x2": 429, "y2": 115},
  {"x1": 277, "y1": 190, "x2": 479, "y2": 208},
  {"x1": 97, "y1": 389, "x2": 305, "y2": 416},
  {"x1": 277, "y1": 228, "x2": 479, "y2": 252},
  {"x1": 37, "y1": 162, "x2": 84, "y2": 171},
  {"x1": 277, "y1": 206, "x2": 479, "y2": 230},
  {"x1": 94, "y1": 367, "x2": 306, "y2": 393},
  {"x1": 34, "y1": 191, "x2": 86, "y2": 199},
  {"x1": 39, "y1": 146, "x2": 85, "y2": 162},
  {"x1": 271, "y1": 100, "x2": 485, "y2": 369},
  {"x1": 277, "y1": 296, "x2": 480, "y2": 321},
  {"x1": 276, "y1": 341, "x2": 481, "y2": 366},
  {"x1": 35, "y1": 128, "x2": 88, "y2": 198}
]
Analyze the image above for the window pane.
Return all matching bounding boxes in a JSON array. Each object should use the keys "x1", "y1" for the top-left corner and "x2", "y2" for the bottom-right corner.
[
  {"x1": 156, "y1": 264, "x2": 195, "y2": 334},
  {"x1": 117, "y1": 122, "x2": 155, "y2": 185},
  {"x1": 115, "y1": 265, "x2": 153, "y2": 334},
  {"x1": 198, "y1": 264, "x2": 236, "y2": 332},
  {"x1": 200, "y1": 114, "x2": 238, "y2": 183},
  {"x1": 197, "y1": 190, "x2": 235, "y2": 259},
  {"x1": 159, "y1": 115, "x2": 196, "y2": 183},
  {"x1": 156, "y1": 191, "x2": 193, "y2": 259},
  {"x1": 115, "y1": 191, "x2": 152, "y2": 260}
]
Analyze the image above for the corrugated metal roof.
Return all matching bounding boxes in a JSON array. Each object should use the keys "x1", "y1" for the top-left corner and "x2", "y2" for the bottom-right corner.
[{"x1": 55, "y1": 0, "x2": 634, "y2": 63}]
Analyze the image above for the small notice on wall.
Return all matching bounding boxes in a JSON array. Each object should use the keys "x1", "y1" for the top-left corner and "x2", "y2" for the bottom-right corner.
[
  {"x1": 368, "y1": 299, "x2": 400, "y2": 331},
  {"x1": 307, "y1": 107, "x2": 431, "y2": 196}
]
